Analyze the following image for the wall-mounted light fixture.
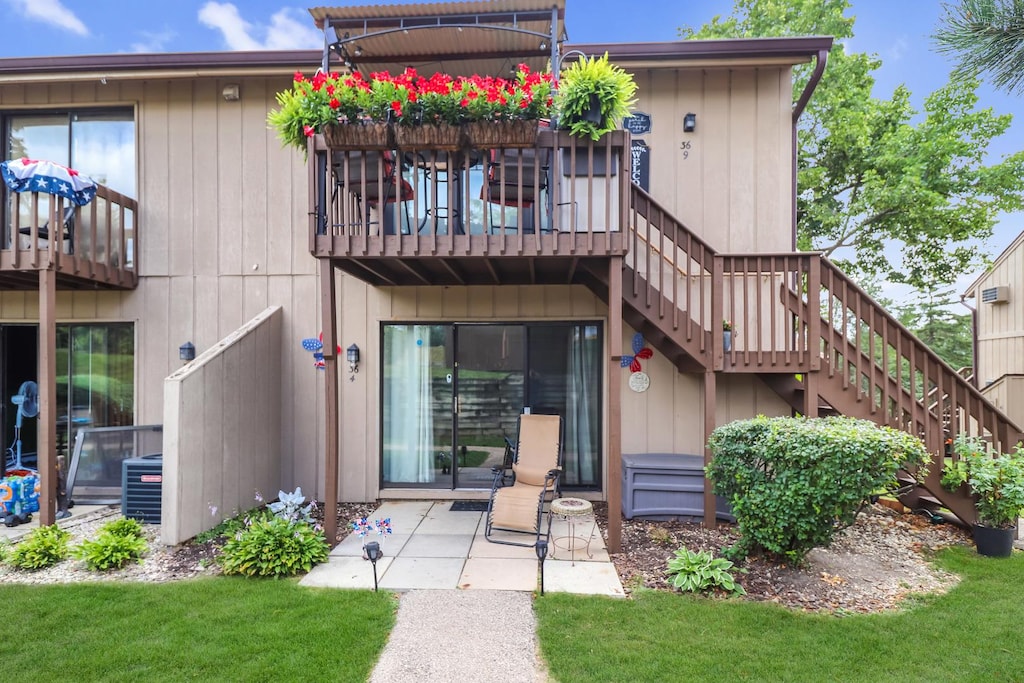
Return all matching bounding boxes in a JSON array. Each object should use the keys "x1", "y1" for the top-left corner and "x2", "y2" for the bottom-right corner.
[
  {"x1": 222, "y1": 84, "x2": 240, "y2": 102},
  {"x1": 179, "y1": 341, "x2": 196, "y2": 363},
  {"x1": 347, "y1": 344, "x2": 360, "y2": 374},
  {"x1": 683, "y1": 112, "x2": 696, "y2": 133}
]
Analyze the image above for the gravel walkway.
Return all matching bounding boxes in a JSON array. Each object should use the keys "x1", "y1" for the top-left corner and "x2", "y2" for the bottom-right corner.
[{"x1": 369, "y1": 590, "x2": 549, "y2": 683}]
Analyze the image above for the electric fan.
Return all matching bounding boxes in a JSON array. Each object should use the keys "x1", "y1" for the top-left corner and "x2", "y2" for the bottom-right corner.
[{"x1": 6, "y1": 380, "x2": 38, "y2": 471}]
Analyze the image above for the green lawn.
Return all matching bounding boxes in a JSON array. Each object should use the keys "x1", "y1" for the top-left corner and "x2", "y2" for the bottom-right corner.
[
  {"x1": 536, "y1": 547, "x2": 1024, "y2": 683},
  {"x1": 2, "y1": 578, "x2": 395, "y2": 682}
]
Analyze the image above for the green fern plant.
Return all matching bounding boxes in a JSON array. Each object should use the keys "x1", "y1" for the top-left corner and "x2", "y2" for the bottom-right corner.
[
  {"x1": 666, "y1": 547, "x2": 746, "y2": 596},
  {"x1": 555, "y1": 52, "x2": 638, "y2": 140}
]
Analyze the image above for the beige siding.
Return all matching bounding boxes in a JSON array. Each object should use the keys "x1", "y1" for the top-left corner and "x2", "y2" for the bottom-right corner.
[
  {"x1": 0, "y1": 75, "x2": 324, "y2": 505},
  {"x1": 974, "y1": 236, "x2": 1024, "y2": 385},
  {"x1": 980, "y1": 375, "x2": 1024, "y2": 433},
  {"x1": 629, "y1": 65, "x2": 793, "y2": 253},
  {"x1": 337, "y1": 283, "x2": 790, "y2": 501},
  {"x1": 162, "y1": 307, "x2": 282, "y2": 544}
]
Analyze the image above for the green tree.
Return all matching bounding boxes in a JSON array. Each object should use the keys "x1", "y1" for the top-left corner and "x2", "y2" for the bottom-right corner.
[
  {"x1": 896, "y1": 294, "x2": 975, "y2": 370},
  {"x1": 935, "y1": 0, "x2": 1024, "y2": 96},
  {"x1": 682, "y1": 0, "x2": 1024, "y2": 292}
]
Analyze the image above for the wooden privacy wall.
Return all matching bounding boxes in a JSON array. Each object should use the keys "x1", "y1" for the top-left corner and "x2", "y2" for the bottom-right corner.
[{"x1": 162, "y1": 306, "x2": 282, "y2": 545}]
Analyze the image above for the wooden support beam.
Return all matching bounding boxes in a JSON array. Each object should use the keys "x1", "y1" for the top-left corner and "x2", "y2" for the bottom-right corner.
[
  {"x1": 38, "y1": 268, "x2": 56, "y2": 526},
  {"x1": 606, "y1": 256, "x2": 623, "y2": 553},
  {"x1": 320, "y1": 262, "x2": 340, "y2": 547},
  {"x1": 702, "y1": 368, "x2": 717, "y2": 529}
]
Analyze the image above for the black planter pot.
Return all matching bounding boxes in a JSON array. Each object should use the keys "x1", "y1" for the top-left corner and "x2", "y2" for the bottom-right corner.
[
  {"x1": 973, "y1": 523, "x2": 1015, "y2": 557},
  {"x1": 582, "y1": 94, "x2": 603, "y2": 125}
]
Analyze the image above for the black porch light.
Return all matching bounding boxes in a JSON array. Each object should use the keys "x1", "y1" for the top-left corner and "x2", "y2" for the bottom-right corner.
[
  {"x1": 347, "y1": 343, "x2": 360, "y2": 373},
  {"x1": 683, "y1": 112, "x2": 697, "y2": 133}
]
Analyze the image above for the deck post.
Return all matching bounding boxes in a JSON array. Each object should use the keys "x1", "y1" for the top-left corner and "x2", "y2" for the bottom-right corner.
[
  {"x1": 803, "y1": 370, "x2": 819, "y2": 418},
  {"x1": 702, "y1": 368, "x2": 717, "y2": 529},
  {"x1": 607, "y1": 256, "x2": 623, "y2": 553},
  {"x1": 320, "y1": 261, "x2": 340, "y2": 547},
  {"x1": 38, "y1": 268, "x2": 57, "y2": 526}
]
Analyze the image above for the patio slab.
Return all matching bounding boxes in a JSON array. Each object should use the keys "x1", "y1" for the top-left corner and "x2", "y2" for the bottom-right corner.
[
  {"x1": 542, "y1": 559, "x2": 626, "y2": 597},
  {"x1": 330, "y1": 531, "x2": 411, "y2": 557},
  {"x1": 468, "y1": 536, "x2": 538, "y2": 559},
  {"x1": 401, "y1": 533, "x2": 475, "y2": 558},
  {"x1": 459, "y1": 557, "x2": 539, "y2": 591},
  {"x1": 378, "y1": 556, "x2": 467, "y2": 590},
  {"x1": 301, "y1": 556, "x2": 395, "y2": 590}
]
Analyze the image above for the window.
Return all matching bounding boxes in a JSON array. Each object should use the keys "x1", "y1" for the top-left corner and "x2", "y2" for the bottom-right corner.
[{"x1": 3, "y1": 108, "x2": 135, "y2": 249}]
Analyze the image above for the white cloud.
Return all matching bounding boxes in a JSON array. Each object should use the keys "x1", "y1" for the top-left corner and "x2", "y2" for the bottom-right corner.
[
  {"x1": 887, "y1": 37, "x2": 909, "y2": 63},
  {"x1": 7, "y1": 0, "x2": 88, "y2": 36},
  {"x1": 130, "y1": 29, "x2": 176, "y2": 54},
  {"x1": 198, "y1": 2, "x2": 321, "y2": 51}
]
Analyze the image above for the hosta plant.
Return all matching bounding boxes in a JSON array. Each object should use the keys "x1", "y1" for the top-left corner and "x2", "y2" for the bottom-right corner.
[
  {"x1": 666, "y1": 547, "x2": 746, "y2": 596},
  {"x1": 218, "y1": 516, "x2": 328, "y2": 578},
  {"x1": 75, "y1": 531, "x2": 148, "y2": 571},
  {"x1": 7, "y1": 525, "x2": 71, "y2": 570}
]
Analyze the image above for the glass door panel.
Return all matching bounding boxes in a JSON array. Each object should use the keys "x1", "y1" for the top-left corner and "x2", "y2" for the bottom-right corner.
[
  {"x1": 382, "y1": 324, "x2": 453, "y2": 487},
  {"x1": 454, "y1": 325, "x2": 525, "y2": 488}
]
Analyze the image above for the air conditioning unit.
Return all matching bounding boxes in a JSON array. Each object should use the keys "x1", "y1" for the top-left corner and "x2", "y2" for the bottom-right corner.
[
  {"x1": 981, "y1": 286, "x2": 1009, "y2": 304},
  {"x1": 122, "y1": 455, "x2": 163, "y2": 524}
]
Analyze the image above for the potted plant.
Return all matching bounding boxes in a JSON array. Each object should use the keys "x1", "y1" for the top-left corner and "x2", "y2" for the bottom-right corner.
[
  {"x1": 554, "y1": 52, "x2": 637, "y2": 141},
  {"x1": 723, "y1": 320, "x2": 734, "y2": 352},
  {"x1": 944, "y1": 435, "x2": 1024, "y2": 557}
]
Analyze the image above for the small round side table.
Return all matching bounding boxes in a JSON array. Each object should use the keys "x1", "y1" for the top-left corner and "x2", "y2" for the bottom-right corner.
[{"x1": 550, "y1": 497, "x2": 595, "y2": 564}]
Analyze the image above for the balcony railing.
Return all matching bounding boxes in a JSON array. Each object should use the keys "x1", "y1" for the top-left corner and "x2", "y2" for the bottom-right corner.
[
  {"x1": 1, "y1": 185, "x2": 138, "y2": 289},
  {"x1": 308, "y1": 129, "x2": 630, "y2": 275}
]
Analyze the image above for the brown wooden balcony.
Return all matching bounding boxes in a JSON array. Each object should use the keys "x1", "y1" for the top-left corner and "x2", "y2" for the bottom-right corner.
[
  {"x1": 308, "y1": 129, "x2": 631, "y2": 286},
  {"x1": 0, "y1": 185, "x2": 138, "y2": 289}
]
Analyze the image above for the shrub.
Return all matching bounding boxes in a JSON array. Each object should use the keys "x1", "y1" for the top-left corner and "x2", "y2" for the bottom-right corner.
[
  {"x1": 706, "y1": 416, "x2": 931, "y2": 563},
  {"x1": 8, "y1": 525, "x2": 71, "y2": 570},
  {"x1": 268, "y1": 487, "x2": 317, "y2": 525},
  {"x1": 218, "y1": 516, "x2": 328, "y2": 578},
  {"x1": 101, "y1": 517, "x2": 145, "y2": 540},
  {"x1": 75, "y1": 532, "x2": 148, "y2": 571},
  {"x1": 666, "y1": 547, "x2": 746, "y2": 596},
  {"x1": 945, "y1": 435, "x2": 1024, "y2": 529}
]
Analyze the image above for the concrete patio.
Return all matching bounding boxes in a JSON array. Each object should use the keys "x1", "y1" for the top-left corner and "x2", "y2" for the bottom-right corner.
[{"x1": 300, "y1": 500, "x2": 625, "y2": 596}]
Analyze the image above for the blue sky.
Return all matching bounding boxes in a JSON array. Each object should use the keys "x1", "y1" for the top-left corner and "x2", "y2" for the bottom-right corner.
[{"x1": 1, "y1": 0, "x2": 1020, "y2": 295}]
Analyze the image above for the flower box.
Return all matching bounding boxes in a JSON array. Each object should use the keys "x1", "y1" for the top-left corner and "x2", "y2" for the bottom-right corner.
[
  {"x1": 393, "y1": 123, "x2": 462, "y2": 151},
  {"x1": 462, "y1": 120, "x2": 539, "y2": 149},
  {"x1": 323, "y1": 122, "x2": 393, "y2": 150}
]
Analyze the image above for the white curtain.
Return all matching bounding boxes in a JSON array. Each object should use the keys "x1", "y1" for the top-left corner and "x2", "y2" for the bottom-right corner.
[
  {"x1": 383, "y1": 325, "x2": 435, "y2": 483},
  {"x1": 564, "y1": 325, "x2": 598, "y2": 486}
]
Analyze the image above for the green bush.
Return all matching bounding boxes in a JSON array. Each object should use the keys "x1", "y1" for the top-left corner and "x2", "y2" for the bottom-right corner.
[
  {"x1": 101, "y1": 517, "x2": 145, "y2": 540},
  {"x1": 706, "y1": 416, "x2": 931, "y2": 563},
  {"x1": 8, "y1": 525, "x2": 71, "y2": 570},
  {"x1": 218, "y1": 517, "x2": 328, "y2": 578},
  {"x1": 945, "y1": 435, "x2": 1024, "y2": 529},
  {"x1": 75, "y1": 532, "x2": 148, "y2": 571},
  {"x1": 195, "y1": 507, "x2": 272, "y2": 544},
  {"x1": 666, "y1": 547, "x2": 746, "y2": 596}
]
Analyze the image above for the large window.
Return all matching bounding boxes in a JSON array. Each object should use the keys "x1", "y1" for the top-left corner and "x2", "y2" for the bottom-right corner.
[
  {"x1": 381, "y1": 322, "x2": 602, "y2": 490},
  {"x1": 3, "y1": 109, "x2": 135, "y2": 247}
]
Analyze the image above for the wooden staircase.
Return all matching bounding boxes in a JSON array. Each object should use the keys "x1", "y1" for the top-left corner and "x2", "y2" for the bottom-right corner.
[{"x1": 582, "y1": 185, "x2": 1024, "y2": 525}]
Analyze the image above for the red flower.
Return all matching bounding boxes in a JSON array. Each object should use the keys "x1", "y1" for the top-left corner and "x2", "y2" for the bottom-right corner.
[
  {"x1": 329, "y1": 98, "x2": 340, "y2": 109},
  {"x1": 391, "y1": 101, "x2": 402, "y2": 116},
  {"x1": 303, "y1": 124, "x2": 315, "y2": 137}
]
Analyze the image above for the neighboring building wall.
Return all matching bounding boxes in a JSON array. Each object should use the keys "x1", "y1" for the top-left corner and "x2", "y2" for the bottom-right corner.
[
  {"x1": 628, "y1": 65, "x2": 793, "y2": 253},
  {"x1": 0, "y1": 75, "x2": 325, "y2": 500},
  {"x1": 162, "y1": 306, "x2": 282, "y2": 544},
  {"x1": 972, "y1": 233, "x2": 1024, "y2": 388},
  {"x1": 980, "y1": 375, "x2": 1024, "y2": 434}
]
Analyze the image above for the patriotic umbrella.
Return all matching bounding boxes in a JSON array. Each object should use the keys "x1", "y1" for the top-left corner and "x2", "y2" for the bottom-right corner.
[{"x1": 0, "y1": 158, "x2": 98, "y2": 206}]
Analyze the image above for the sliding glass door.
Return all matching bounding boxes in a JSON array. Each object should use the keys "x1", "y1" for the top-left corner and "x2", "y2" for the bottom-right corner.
[{"x1": 381, "y1": 321, "x2": 601, "y2": 490}]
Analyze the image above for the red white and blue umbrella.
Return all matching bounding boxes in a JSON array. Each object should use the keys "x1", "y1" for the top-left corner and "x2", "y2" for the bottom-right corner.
[{"x1": 0, "y1": 158, "x2": 98, "y2": 206}]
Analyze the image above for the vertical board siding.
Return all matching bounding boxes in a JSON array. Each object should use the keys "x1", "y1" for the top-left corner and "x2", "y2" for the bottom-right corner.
[
  {"x1": 975, "y1": 236, "x2": 1024, "y2": 387},
  {"x1": 161, "y1": 306, "x2": 282, "y2": 545}
]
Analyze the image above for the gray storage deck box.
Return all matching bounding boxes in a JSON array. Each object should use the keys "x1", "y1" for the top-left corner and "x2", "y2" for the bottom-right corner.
[{"x1": 621, "y1": 453, "x2": 733, "y2": 522}]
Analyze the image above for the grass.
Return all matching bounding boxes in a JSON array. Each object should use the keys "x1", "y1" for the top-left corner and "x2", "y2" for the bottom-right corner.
[
  {"x1": 536, "y1": 547, "x2": 1024, "y2": 682},
  {"x1": 1, "y1": 578, "x2": 395, "y2": 682}
]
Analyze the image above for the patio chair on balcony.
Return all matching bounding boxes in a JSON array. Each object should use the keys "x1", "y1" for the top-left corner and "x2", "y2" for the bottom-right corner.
[
  {"x1": 484, "y1": 413, "x2": 562, "y2": 548},
  {"x1": 481, "y1": 147, "x2": 550, "y2": 234},
  {"x1": 331, "y1": 151, "x2": 414, "y2": 235},
  {"x1": 18, "y1": 205, "x2": 76, "y2": 254}
]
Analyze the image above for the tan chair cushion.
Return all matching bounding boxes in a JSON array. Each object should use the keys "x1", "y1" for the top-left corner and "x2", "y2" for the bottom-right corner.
[
  {"x1": 513, "y1": 414, "x2": 561, "y2": 486},
  {"x1": 491, "y1": 483, "x2": 548, "y2": 532}
]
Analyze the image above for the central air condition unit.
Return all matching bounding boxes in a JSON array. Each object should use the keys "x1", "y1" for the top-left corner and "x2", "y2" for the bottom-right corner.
[
  {"x1": 981, "y1": 286, "x2": 1009, "y2": 304},
  {"x1": 122, "y1": 454, "x2": 163, "y2": 524}
]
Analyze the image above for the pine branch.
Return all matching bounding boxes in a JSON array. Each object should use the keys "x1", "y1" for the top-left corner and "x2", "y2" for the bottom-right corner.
[{"x1": 934, "y1": 0, "x2": 1024, "y2": 95}]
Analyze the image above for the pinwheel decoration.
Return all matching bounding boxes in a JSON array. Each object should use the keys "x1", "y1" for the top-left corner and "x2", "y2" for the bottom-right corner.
[
  {"x1": 620, "y1": 333, "x2": 653, "y2": 372},
  {"x1": 351, "y1": 517, "x2": 393, "y2": 539},
  {"x1": 301, "y1": 333, "x2": 341, "y2": 370}
]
